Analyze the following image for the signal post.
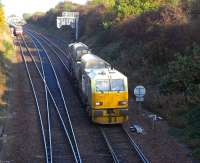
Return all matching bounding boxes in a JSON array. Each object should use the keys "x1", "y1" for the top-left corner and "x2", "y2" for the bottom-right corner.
[{"x1": 56, "y1": 12, "x2": 79, "y2": 41}]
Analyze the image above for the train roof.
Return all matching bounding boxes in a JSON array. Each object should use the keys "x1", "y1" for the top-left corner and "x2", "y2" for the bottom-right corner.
[
  {"x1": 15, "y1": 26, "x2": 22, "y2": 29},
  {"x1": 74, "y1": 43, "x2": 88, "y2": 50},
  {"x1": 86, "y1": 68, "x2": 127, "y2": 80},
  {"x1": 69, "y1": 42, "x2": 88, "y2": 50},
  {"x1": 68, "y1": 43, "x2": 74, "y2": 48},
  {"x1": 81, "y1": 54, "x2": 110, "y2": 69},
  {"x1": 81, "y1": 54, "x2": 109, "y2": 64}
]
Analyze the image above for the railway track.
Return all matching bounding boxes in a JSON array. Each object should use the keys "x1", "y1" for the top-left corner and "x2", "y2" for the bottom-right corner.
[
  {"x1": 25, "y1": 24, "x2": 69, "y2": 50},
  {"x1": 18, "y1": 34, "x2": 82, "y2": 163},
  {"x1": 22, "y1": 29, "x2": 150, "y2": 163},
  {"x1": 25, "y1": 29, "x2": 70, "y2": 72},
  {"x1": 18, "y1": 37, "x2": 49, "y2": 163},
  {"x1": 101, "y1": 125, "x2": 149, "y2": 163},
  {"x1": 26, "y1": 29, "x2": 114, "y2": 163},
  {"x1": 30, "y1": 33, "x2": 82, "y2": 163}
]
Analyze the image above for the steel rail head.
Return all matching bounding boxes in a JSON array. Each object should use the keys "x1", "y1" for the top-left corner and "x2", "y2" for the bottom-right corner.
[
  {"x1": 122, "y1": 127, "x2": 150, "y2": 163},
  {"x1": 21, "y1": 36, "x2": 54, "y2": 163},
  {"x1": 22, "y1": 35, "x2": 53, "y2": 163},
  {"x1": 18, "y1": 37, "x2": 50, "y2": 163},
  {"x1": 23, "y1": 32, "x2": 82, "y2": 163},
  {"x1": 23, "y1": 34, "x2": 80, "y2": 163},
  {"x1": 22, "y1": 35, "x2": 78, "y2": 162},
  {"x1": 100, "y1": 128, "x2": 121, "y2": 163},
  {"x1": 24, "y1": 28, "x2": 149, "y2": 163},
  {"x1": 25, "y1": 30, "x2": 71, "y2": 72},
  {"x1": 34, "y1": 34, "x2": 70, "y2": 73},
  {"x1": 26, "y1": 29, "x2": 67, "y2": 56},
  {"x1": 26, "y1": 29, "x2": 71, "y2": 71}
]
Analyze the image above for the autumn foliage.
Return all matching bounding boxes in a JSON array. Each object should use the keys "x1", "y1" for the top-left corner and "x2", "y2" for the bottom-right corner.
[{"x1": 27, "y1": 0, "x2": 200, "y2": 160}]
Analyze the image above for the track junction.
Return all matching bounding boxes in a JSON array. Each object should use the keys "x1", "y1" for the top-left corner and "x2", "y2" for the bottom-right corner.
[{"x1": 16, "y1": 29, "x2": 149, "y2": 163}]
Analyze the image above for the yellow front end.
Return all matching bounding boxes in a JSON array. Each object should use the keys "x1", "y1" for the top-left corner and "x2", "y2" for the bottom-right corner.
[{"x1": 91, "y1": 92, "x2": 128, "y2": 124}]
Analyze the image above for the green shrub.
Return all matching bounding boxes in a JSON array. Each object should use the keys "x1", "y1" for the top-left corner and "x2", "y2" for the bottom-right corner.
[
  {"x1": 168, "y1": 127, "x2": 185, "y2": 138},
  {"x1": 102, "y1": 21, "x2": 113, "y2": 30},
  {"x1": 186, "y1": 105, "x2": 200, "y2": 129},
  {"x1": 89, "y1": 0, "x2": 115, "y2": 9},
  {"x1": 99, "y1": 41, "x2": 122, "y2": 60},
  {"x1": 114, "y1": 0, "x2": 165, "y2": 17},
  {"x1": 192, "y1": 148, "x2": 200, "y2": 160},
  {"x1": 160, "y1": 43, "x2": 200, "y2": 102},
  {"x1": 0, "y1": 2, "x2": 6, "y2": 30},
  {"x1": 23, "y1": 13, "x2": 32, "y2": 21},
  {"x1": 55, "y1": 1, "x2": 78, "y2": 11}
]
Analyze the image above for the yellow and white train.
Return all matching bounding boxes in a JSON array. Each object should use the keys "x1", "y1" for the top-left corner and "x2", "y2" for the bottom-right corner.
[{"x1": 68, "y1": 42, "x2": 128, "y2": 124}]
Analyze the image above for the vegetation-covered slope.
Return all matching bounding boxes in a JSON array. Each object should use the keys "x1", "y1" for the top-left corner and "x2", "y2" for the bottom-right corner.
[
  {"x1": 0, "y1": 1, "x2": 14, "y2": 112},
  {"x1": 27, "y1": 0, "x2": 200, "y2": 161}
]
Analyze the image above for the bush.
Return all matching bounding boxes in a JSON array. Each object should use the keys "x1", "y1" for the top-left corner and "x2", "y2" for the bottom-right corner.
[
  {"x1": 89, "y1": 0, "x2": 115, "y2": 9},
  {"x1": 0, "y1": 1, "x2": 14, "y2": 112},
  {"x1": 160, "y1": 43, "x2": 200, "y2": 103},
  {"x1": 192, "y1": 148, "x2": 200, "y2": 160},
  {"x1": 24, "y1": 0, "x2": 200, "y2": 161},
  {"x1": 0, "y1": 3, "x2": 6, "y2": 30},
  {"x1": 114, "y1": 0, "x2": 161, "y2": 17}
]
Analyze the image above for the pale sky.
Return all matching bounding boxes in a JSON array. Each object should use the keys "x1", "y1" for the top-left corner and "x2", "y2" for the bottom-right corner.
[{"x1": 2, "y1": 0, "x2": 88, "y2": 17}]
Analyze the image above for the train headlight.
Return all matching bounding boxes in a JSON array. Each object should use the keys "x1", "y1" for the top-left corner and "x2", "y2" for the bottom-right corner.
[
  {"x1": 95, "y1": 102, "x2": 103, "y2": 106},
  {"x1": 118, "y1": 101, "x2": 128, "y2": 105}
]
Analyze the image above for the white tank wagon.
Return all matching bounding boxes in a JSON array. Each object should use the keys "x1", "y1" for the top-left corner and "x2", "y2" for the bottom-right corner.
[
  {"x1": 78, "y1": 54, "x2": 111, "y2": 82},
  {"x1": 68, "y1": 42, "x2": 90, "y2": 76}
]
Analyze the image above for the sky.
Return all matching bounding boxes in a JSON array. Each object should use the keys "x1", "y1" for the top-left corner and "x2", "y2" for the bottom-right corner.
[{"x1": 2, "y1": 0, "x2": 88, "y2": 17}]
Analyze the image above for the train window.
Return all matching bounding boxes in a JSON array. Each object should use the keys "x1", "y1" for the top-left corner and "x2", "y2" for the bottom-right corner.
[
  {"x1": 111, "y1": 79, "x2": 125, "y2": 91},
  {"x1": 96, "y1": 80, "x2": 110, "y2": 92}
]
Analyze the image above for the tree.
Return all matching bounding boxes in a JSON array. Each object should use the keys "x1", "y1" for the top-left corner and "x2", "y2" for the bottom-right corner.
[
  {"x1": 113, "y1": 0, "x2": 166, "y2": 17},
  {"x1": 0, "y1": 1, "x2": 6, "y2": 30},
  {"x1": 89, "y1": 0, "x2": 115, "y2": 8},
  {"x1": 23, "y1": 13, "x2": 32, "y2": 21}
]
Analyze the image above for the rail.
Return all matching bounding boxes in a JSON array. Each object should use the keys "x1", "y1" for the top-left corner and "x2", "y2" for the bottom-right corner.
[
  {"x1": 100, "y1": 126, "x2": 150, "y2": 163},
  {"x1": 122, "y1": 127, "x2": 150, "y2": 163},
  {"x1": 23, "y1": 29, "x2": 149, "y2": 163},
  {"x1": 21, "y1": 35, "x2": 53, "y2": 163},
  {"x1": 100, "y1": 128, "x2": 120, "y2": 163},
  {"x1": 25, "y1": 30, "x2": 70, "y2": 73},
  {"x1": 20, "y1": 34, "x2": 82, "y2": 163},
  {"x1": 18, "y1": 37, "x2": 51, "y2": 163}
]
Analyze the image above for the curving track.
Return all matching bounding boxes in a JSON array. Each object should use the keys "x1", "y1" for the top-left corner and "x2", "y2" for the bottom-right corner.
[
  {"x1": 19, "y1": 28, "x2": 150, "y2": 163},
  {"x1": 18, "y1": 34, "x2": 82, "y2": 163},
  {"x1": 101, "y1": 125, "x2": 149, "y2": 163},
  {"x1": 25, "y1": 29, "x2": 114, "y2": 163}
]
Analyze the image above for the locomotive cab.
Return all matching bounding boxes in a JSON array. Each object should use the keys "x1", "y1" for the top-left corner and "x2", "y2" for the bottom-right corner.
[{"x1": 82, "y1": 68, "x2": 128, "y2": 124}]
